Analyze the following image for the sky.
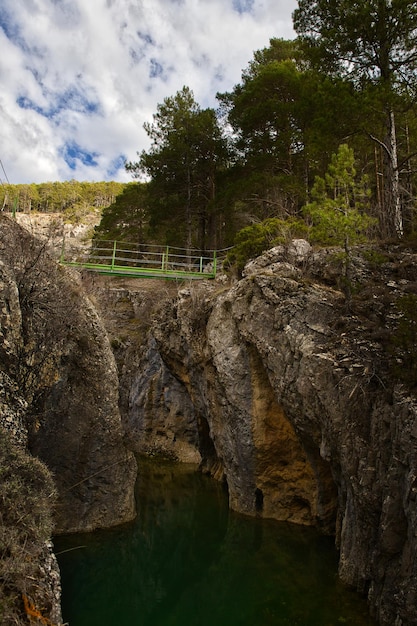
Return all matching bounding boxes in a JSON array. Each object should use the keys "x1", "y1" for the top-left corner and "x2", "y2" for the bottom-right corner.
[{"x1": 0, "y1": 0, "x2": 297, "y2": 184}]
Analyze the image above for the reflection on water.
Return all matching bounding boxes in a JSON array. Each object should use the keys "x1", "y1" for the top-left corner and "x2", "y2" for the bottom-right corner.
[{"x1": 55, "y1": 459, "x2": 375, "y2": 626}]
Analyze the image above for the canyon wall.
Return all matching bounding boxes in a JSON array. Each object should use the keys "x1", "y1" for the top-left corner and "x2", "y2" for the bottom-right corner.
[
  {"x1": 4, "y1": 208, "x2": 417, "y2": 626},
  {"x1": 93, "y1": 241, "x2": 417, "y2": 626},
  {"x1": 0, "y1": 215, "x2": 137, "y2": 624}
]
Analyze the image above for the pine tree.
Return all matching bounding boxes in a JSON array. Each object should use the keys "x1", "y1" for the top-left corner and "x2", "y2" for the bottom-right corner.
[{"x1": 303, "y1": 144, "x2": 376, "y2": 301}]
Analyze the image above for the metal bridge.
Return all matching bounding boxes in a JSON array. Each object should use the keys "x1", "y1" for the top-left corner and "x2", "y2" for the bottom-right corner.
[{"x1": 60, "y1": 240, "x2": 229, "y2": 280}]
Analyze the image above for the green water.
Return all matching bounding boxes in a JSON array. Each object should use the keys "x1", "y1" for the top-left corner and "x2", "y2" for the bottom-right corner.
[{"x1": 55, "y1": 460, "x2": 375, "y2": 626}]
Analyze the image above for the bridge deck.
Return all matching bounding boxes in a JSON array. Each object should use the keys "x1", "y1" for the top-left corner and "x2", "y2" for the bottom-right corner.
[{"x1": 60, "y1": 240, "x2": 228, "y2": 280}]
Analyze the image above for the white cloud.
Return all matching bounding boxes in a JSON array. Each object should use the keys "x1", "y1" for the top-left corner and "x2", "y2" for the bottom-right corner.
[{"x1": 0, "y1": 0, "x2": 297, "y2": 184}]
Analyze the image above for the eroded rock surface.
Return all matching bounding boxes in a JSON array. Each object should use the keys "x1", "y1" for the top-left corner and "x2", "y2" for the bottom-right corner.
[
  {"x1": 0, "y1": 215, "x2": 137, "y2": 623},
  {"x1": 98, "y1": 240, "x2": 417, "y2": 626}
]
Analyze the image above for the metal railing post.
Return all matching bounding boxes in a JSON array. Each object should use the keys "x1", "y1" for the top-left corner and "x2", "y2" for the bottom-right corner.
[{"x1": 111, "y1": 241, "x2": 117, "y2": 269}]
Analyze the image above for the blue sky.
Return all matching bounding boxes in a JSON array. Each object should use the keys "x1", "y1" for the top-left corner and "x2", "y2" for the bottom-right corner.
[{"x1": 0, "y1": 0, "x2": 296, "y2": 184}]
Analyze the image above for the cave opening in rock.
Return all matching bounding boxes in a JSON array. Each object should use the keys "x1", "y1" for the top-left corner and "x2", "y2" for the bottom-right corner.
[{"x1": 255, "y1": 487, "x2": 264, "y2": 513}]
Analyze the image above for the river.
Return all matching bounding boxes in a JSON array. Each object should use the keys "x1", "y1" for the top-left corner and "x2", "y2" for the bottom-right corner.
[{"x1": 55, "y1": 459, "x2": 375, "y2": 626}]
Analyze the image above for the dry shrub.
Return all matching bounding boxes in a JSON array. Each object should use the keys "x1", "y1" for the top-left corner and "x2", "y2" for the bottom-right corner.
[{"x1": 0, "y1": 430, "x2": 56, "y2": 625}]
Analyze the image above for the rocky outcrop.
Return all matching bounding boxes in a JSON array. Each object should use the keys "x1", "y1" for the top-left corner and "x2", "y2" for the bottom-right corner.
[
  {"x1": 83, "y1": 274, "x2": 203, "y2": 464},
  {"x1": 0, "y1": 215, "x2": 137, "y2": 623},
  {"x1": 15, "y1": 211, "x2": 100, "y2": 261},
  {"x1": 107, "y1": 240, "x2": 417, "y2": 626},
  {"x1": 0, "y1": 215, "x2": 137, "y2": 533}
]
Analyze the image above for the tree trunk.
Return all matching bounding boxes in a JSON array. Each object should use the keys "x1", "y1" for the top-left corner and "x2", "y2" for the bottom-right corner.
[
  {"x1": 382, "y1": 109, "x2": 403, "y2": 238},
  {"x1": 186, "y1": 166, "x2": 192, "y2": 257}
]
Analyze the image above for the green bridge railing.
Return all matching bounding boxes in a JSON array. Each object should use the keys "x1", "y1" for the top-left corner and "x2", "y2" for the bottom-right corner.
[{"x1": 60, "y1": 240, "x2": 229, "y2": 280}]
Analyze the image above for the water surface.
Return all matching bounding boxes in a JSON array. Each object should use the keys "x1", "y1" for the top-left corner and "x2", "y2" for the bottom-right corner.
[{"x1": 55, "y1": 459, "x2": 375, "y2": 626}]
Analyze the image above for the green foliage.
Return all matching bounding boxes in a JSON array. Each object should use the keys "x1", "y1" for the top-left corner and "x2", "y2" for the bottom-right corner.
[
  {"x1": 0, "y1": 429, "x2": 56, "y2": 625},
  {"x1": 118, "y1": 29, "x2": 417, "y2": 249},
  {"x1": 361, "y1": 249, "x2": 389, "y2": 267},
  {"x1": 0, "y1": 180, "x2": 126, "y2": 221},
  {"x1": 217, "y1": 41, "x2": 307, "y2": 219},
  {"x1": 93, "y1": 182, "x2": 148, "y2": 243},
  {"x1": 127, "y1": 86, "x2": 228, "y2": 250},
  {"x1": 303, "y1": 144, "x2": 375, "y2": 248},
  {"x1": 294, "y1": 0, "x2": 417, "y2": 238},
  {"x1": 293, "y1": 0, "x2": 417, "y2": 89},
  {"x1": 303, "y1": 144, "x2": 376, "y2": 304},
  {"x1": 217, "y1": 38, "x2": 365, "y2": 224},
  {"x1": 225, "y1": 217, "x2": 307, "y2": 273}
]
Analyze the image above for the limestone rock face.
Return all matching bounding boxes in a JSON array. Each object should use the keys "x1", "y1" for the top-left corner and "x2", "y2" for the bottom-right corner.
[
  {"x1": 83, "y1": 275, "x2": 202, "y2": 464},
  {"x1": 127, "y1": 336, "x2": 202, "y2": 463},
  {"x1": 30, "y1": 291, "x2": 137, "y2": 534},
  {"x1": 122, "y1": 242, "x2": 417, "y2": 626},
  {"x1": 0, "y1": 215, "x2": 137, "y2": 534}
]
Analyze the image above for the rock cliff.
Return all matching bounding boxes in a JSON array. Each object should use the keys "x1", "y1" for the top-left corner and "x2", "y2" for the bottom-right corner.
[
  {"x1": 94, "y1": 240, "x2": 417, "y2": 626},
  {"x1": 0, "y1": 215, "x2": 137, "y2": 624},
  {"x1": 10, "y1": 210, "x2": 416, "y2": 626}
]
